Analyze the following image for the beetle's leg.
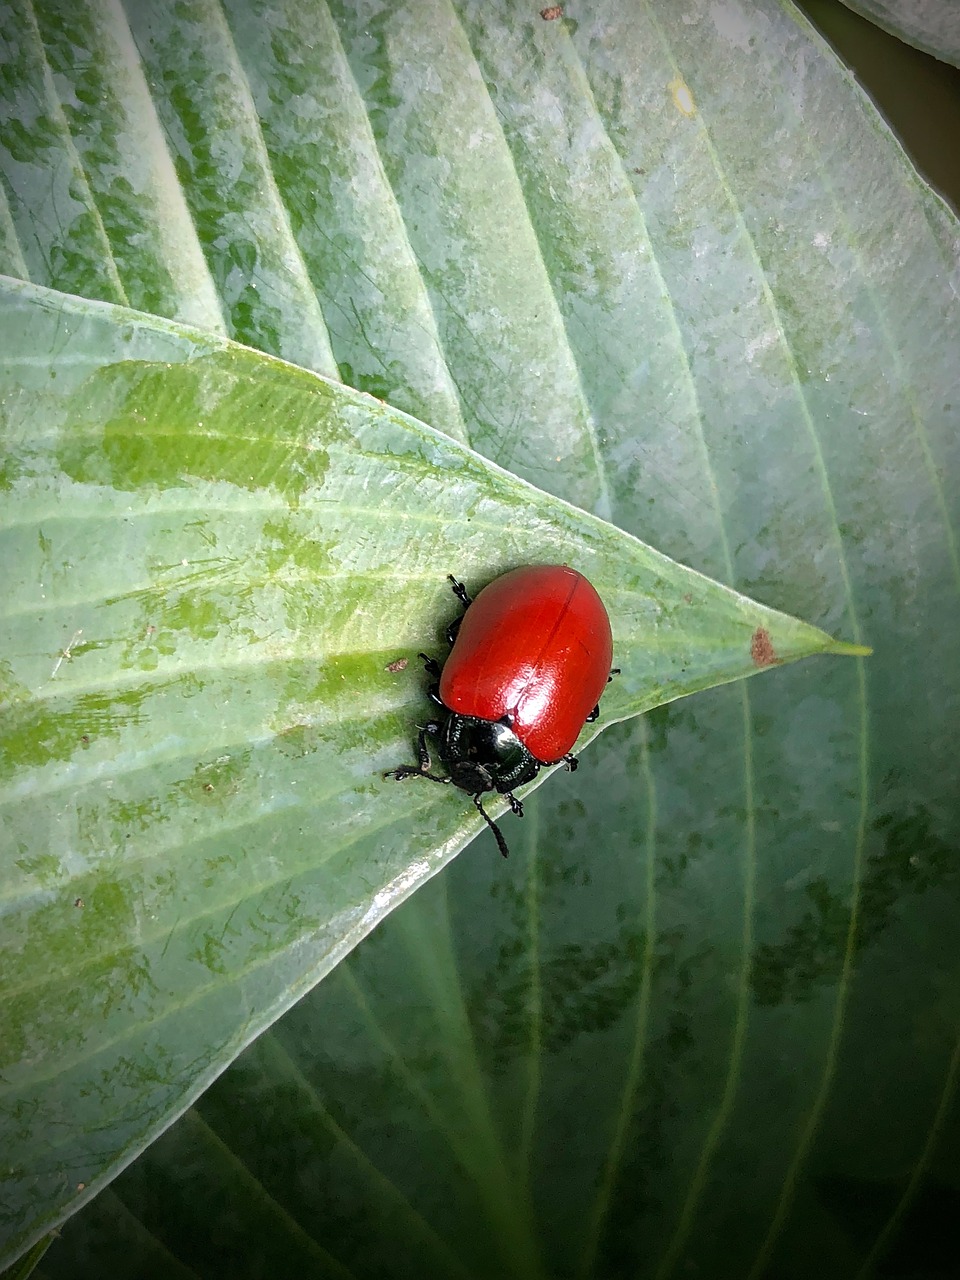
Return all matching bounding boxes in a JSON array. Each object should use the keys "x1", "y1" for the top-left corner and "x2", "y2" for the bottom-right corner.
[
  {"x1": 562, "y1": 753, "x2": 579, "y2": 772},
  {"x1": 418, "y1": 652, "x2": 442, "y2": 678},
  {"x1": 415, "y1": 724, "x2": 437, "y2": 770},
  {"x1": 445, "y1": 576, "x2": 473, "y2": 645},
  {"x1": 584, "y1": 668, "x2": 618, "y2": 724},
  {"x1": 448, "y1": 575, "x2": 472, "y2": 609},
  {"x1": 585, "y1": 673, "x2": 617, "y2": 722},
  {"x1": 414, "y1": 654, "x2": 445, "y2": 706},
  {"x1": 586, "y1": 670, "x2": 618, "y2": 721},
  {"x1": 504, "y1": 791, "x2": 524, "y2": 817},
  {"x1": 384, "y1": 726, "x2": 450, "y2": 785},
  {"x1": 474, "y1": 794, "x2": 510, "y2": 858},
  {"x1": 386, "y1": 764, "x2": 451, "y2": 783}
]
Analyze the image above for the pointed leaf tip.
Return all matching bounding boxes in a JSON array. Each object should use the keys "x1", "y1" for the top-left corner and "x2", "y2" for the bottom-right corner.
[{"x1": 826, "y1": 640, "x2": 873, "y2": 657}]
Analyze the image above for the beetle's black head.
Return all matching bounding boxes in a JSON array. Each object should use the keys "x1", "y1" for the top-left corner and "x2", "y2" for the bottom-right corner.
[{"x1": 438, "y1": 713, "x2": 541, "y2": 795}]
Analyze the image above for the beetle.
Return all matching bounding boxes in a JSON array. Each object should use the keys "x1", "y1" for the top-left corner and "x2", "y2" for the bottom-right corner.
[{"x1": 384, "y1": 565, "x2": 615, "y2": 857}]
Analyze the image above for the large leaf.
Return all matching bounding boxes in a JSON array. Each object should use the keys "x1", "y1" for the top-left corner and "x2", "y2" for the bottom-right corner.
[
  {"x1": 2, "y1": 0, "x2": 959, "y2": 1276},
  {"x1": 0, "y1": 278, "x2": 848, "y2": 1264}
]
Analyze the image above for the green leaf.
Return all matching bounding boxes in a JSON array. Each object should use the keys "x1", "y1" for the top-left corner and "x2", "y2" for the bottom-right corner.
[
  {"x1": 2, "y1": 0, "x2": 958, "y2": 1276},
  {"x1": 0, "y1": 277, "x2": 843, "y2": 1264}
]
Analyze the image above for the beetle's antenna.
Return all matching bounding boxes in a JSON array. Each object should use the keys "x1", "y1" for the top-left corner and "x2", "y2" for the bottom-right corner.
[{"x1": 473, "y1": 794, "x2": 510, "y2": 858}]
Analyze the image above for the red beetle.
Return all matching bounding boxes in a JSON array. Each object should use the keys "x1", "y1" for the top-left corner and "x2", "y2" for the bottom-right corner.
[{"x1": 385, "y1": 565, "x2": 615, "y2": 856}]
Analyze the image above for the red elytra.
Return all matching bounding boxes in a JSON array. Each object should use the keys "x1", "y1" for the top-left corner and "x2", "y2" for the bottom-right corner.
[{"x1": 439, "y1": 564, "x2": 613, "y2": 763}]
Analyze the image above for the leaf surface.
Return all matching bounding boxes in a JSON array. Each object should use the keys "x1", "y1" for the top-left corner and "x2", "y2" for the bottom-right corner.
[{"x1": 1, "y1": 0, "x2": 958, "y2": 1276}]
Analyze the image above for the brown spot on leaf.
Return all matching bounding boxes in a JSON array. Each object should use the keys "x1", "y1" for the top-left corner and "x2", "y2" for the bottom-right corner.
[
  {"x1": 540, "y1": 5, "x2": 563, "y2": 18},
  {"x1": 751, "y1": 627, "x2": 780, "y2": 667},
  {"x1": 385, "y1": 657, "x2": 408, "y2": 673}
]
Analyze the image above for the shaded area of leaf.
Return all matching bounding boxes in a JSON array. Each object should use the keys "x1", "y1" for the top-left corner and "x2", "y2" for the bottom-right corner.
[
  {"x1": 752, "y1": 805, "x2": 959, "y2": 1007},
  {"x1": 817, "y1": 1175, "x2": 958, "y2": 1279}
]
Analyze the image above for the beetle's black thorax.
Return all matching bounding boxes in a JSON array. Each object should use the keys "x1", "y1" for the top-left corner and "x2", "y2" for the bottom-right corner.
[{"x1": 437, "y1": 712, "x2": 541, "y2": 795}]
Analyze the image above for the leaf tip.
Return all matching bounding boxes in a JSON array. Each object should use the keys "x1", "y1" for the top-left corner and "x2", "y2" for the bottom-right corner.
[{"x1": 825, "y1": 640, "x2": 873, "y2": 658}]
